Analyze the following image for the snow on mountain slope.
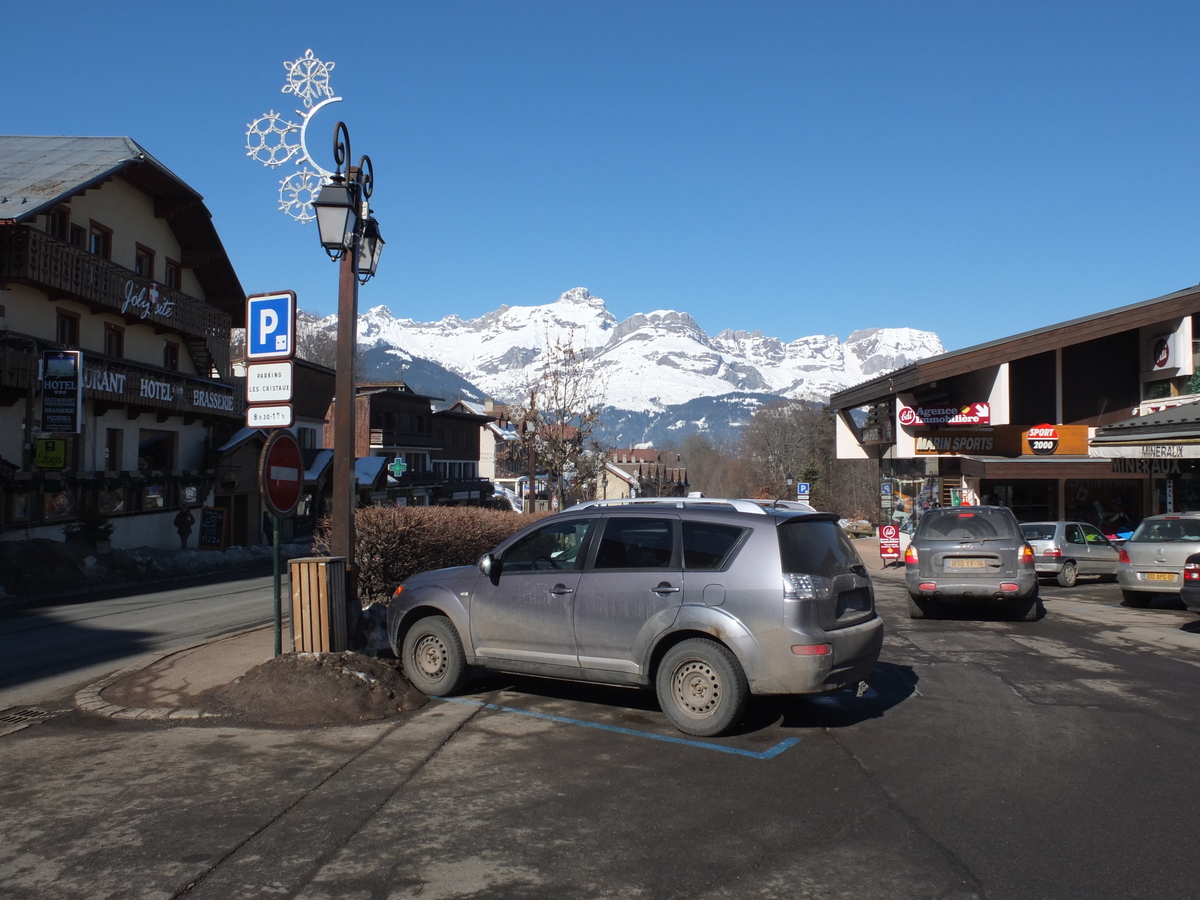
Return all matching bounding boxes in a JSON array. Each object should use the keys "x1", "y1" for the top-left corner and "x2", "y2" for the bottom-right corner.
[{"x1": 314, "y1": 287, "x2": 943, "y2": 413}]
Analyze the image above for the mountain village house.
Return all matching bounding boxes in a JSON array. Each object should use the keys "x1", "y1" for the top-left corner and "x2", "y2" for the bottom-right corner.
[{"x1": 0, "y1": 136, "x2": 245, "y2": 549}]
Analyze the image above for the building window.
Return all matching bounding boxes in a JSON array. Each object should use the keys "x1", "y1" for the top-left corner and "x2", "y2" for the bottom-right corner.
[
  {"x1": 43, "y1": 488, "x2": 78, "y2": 521},
  {"x1": 47, "y1": 206, "x2": 70, "y2": 241},
  {"x1": 164, "y1": 259, "x2": 182, "y2": 291},
  {"x1": 56, "y1": 310, "x2": 80, "y2": 347},
  {"x1": 88, "y1": 221, "x2": 112, "y2": 259},
  {"x1": 134, "y1": 244, "x2": 154, "y2": 280},
  {"x1": 137, "y1": 430, "x2": 175, "y2": 473},
  {"x1": 163, "y1": 341, "x2": 180, "y2": 370},
  {"x1": 104, "y1": 324, "x2": 124, "y2": 358},
  {"x1": 104, "y1": 429, "x2": 123, "y2": 472},
  {"x1": 298, "y1": 427, "x2": 316, "y2": 449},
  {"x1": 99, "y1": 486, "x2": 127, "y2": 515},
  {"x1": 68, "y1": 224, "x2": 86, "y2": 248}
]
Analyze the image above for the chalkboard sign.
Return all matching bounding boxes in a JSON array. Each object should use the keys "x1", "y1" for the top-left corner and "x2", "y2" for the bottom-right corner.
[{"x1": 197, "y1": 507, "x2": 228, "y2": 551}]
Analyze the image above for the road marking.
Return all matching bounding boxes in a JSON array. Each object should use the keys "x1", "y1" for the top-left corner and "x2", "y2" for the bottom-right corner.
[{"x1": 439, "y1": 697, "x2": 802, "y2": 759}]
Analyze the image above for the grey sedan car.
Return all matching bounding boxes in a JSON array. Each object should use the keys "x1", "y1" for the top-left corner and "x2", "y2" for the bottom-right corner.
[
  {"x1": 1020, "y1": 521, "x2": 1121, "y2": 587},
  {"x1": 1117, "y1": 513, "x2": 1200, "y2": 607},
  {"x1": 387, "y1": 498, "x2": 884, "y2": 736}
]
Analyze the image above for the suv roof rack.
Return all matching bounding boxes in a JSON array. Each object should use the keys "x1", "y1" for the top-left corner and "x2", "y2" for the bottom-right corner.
[{"x1": 568, "y1": 497, "x2": 795, "y2": 515}]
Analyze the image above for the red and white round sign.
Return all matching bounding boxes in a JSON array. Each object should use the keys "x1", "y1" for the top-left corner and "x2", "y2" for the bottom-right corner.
[
  {"x1": 259, "y1": 431, "x2": 303, "y2": 517},
  {"x1": 1027, "y1": 424, "x2": 1059, "y2": 456}
]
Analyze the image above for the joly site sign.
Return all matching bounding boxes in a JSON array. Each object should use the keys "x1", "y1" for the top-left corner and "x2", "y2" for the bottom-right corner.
[{"x1": 41, "y1": 350, "x2": 83, "y2": 434}]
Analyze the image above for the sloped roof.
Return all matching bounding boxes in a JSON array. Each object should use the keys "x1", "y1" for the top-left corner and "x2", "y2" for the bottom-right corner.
[
  {"x1": 0, "y1": 135, "x2": 246, "y2": 322},
  {"x1": 1092, "y1": 398, "x2": 1200, "y2": 443}
]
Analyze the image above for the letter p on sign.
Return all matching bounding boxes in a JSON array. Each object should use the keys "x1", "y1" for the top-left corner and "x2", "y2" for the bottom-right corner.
[{"x1": 246, "y1": 291, "x2": 296, "y2": 361}]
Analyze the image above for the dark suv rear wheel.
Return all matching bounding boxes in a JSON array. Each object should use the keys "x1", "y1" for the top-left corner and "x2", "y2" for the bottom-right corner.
[{"x1": 656, "y1": 639, "x2": 748, "y2": 737}]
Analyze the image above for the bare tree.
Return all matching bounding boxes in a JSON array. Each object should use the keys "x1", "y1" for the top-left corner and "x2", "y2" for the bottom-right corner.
[{"x1": 512, "y1": 330, "x2": 608, "y2": 508}]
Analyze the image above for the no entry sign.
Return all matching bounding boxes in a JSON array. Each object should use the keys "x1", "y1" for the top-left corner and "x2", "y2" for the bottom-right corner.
[{"x1": 259, "y1": 431, "x2": 303, "y2": 517}]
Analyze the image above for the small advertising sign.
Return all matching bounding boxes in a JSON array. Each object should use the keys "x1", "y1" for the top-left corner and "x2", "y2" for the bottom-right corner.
[
  {"x1": 879, "y1": 524, "x2": 901, "y2": 561},
  {"x1": 899, "y1": 402, "x2": 991, "y2": 427},
  {"x1": 34, "y1": 439, "x2": 67, "y2": 469},
  {"x1": 41, "y1": 350, "x2": 83, "y2": 434}
]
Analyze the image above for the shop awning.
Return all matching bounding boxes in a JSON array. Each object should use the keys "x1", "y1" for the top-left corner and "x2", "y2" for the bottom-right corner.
[{"x1": 957, "y1": 455, "x2": 1117, "y2": 479}]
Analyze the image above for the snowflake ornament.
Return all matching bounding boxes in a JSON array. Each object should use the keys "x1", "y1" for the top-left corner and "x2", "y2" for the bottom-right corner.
[{"x1": 245, "y1": 49, "x2": 342, "y2": 222}]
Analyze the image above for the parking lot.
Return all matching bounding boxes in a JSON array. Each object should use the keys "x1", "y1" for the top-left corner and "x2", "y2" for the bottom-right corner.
[{"x1": 4, "y1": 566, "x2": 1200, "y2": 899}]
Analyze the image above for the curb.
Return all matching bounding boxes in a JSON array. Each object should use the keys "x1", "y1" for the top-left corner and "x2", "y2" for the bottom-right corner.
[{"x1": 72, "y1": 625, "x2": 275, "y2": 722}]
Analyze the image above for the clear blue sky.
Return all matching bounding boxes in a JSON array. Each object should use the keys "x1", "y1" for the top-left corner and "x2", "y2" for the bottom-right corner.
[{"x1": 7, "y1": 1, "x2": 1200, "y2": 352}]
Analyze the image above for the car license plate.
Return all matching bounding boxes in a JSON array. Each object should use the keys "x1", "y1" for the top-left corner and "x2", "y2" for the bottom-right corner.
[
  {"x1": 1143, "y1": 572, "x2": 1177, "y2": 582},
  {"x1": 946, "y1": 558, "x2": 986, "y2": 569}
]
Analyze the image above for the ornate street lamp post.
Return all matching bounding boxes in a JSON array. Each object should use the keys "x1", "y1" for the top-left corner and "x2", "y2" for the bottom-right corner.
[{"x1": 312, "y1": 122, "x2": 383, "y2": 588}]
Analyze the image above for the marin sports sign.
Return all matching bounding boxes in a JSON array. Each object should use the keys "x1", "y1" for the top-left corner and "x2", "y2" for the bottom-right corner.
[{"x1": 898, "y1": 402, "x2": 990, "y2": 427}]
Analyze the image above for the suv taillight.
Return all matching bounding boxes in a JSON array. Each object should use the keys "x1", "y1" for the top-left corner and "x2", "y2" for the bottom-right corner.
[
  {"x1": 1019, "y1": 544, "x2": 1034, "y2": 565},
  {"x1": 904, "y1": 545, "x2": 918, "y2": 565},
  {"x1": 782, "y1": 573, "x2": 832, "y2": 600}
]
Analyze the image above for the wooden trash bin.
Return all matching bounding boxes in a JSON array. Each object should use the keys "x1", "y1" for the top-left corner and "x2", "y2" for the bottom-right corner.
[{"x1": 289, "y1": 557, "x2": 348, "y2": 652}]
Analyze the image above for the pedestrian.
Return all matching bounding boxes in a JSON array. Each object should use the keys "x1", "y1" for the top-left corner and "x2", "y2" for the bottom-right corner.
[{"x1": 173, "y1": 505, "x2": 195, "y2": 550}]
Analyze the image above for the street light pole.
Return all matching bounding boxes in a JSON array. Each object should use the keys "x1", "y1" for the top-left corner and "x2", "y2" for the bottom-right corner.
[{"x1": 312, "y1": 121, "x2": 383, "y2": 625}]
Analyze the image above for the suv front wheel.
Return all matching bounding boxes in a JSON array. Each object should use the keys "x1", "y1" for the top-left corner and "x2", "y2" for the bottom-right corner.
[
  {"x1": 401, "y1": 615, "x2": 469, "y2": 696},
  {"x1": 656, "y1": 639, "x2": 749, "y2": 737}
]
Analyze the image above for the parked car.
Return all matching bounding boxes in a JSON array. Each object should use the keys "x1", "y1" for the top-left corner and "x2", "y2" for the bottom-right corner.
[
  {"x1": 388, "y1": 497, "x2": 884, "y2": 737},
  {"x1": 1019, "y1": 521, "x2": 1121, "y2": 587},
  {"x1": 1116, "y1": 513, "x2": 1200, "y2": 607},
  {"x1": 904, "y1": 505, "x2": 1041, "y2": 620},
  {"x1": 1181, "y1": 553, "x2": 1200, "y2": 614}
]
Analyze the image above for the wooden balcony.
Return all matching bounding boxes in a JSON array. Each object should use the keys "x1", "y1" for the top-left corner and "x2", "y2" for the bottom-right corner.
[{"x1": 0, "y1": 226, "x2": 232, "y2": 380}]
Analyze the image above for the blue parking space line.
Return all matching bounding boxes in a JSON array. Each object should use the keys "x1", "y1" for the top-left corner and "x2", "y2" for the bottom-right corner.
[{"x1": 439, "y1": 697, "x2": 802, "y2": 759}]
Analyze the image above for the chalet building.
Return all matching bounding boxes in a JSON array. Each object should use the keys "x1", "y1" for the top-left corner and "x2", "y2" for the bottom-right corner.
[
  {"x1": 0, "y1": 136, "x2": 245, "y2": 549},
  {"x1": 828, "y1": 284, "x2": 1200, "y2": 529},
  {"x1": 607, "y1": 448, "x2": 689, "y2": 498},
  {"x1": 324, "y1": 383, "x2": 495, "y2": 507}
]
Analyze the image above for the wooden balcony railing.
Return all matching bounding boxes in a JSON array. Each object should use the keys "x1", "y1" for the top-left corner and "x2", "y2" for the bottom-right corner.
[{"x1": 0, "y1": 226, "x2": 233, "y2": 380}]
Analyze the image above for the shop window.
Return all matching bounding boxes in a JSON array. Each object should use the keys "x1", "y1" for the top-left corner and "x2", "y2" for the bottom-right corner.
[
  {"x1": 88, "y1": 221, "x2": 112, "y2": 259},
  {"x1": 8, "y1": 492, "x2": 31, "y2": 523},
  {"x1": 142, "y1": 483, "x2": 166, "y2": 510},
  {"x1": 99, "y1": 486, "x2": 127, "y2": 515},
  {"x1": 137, "y1": 429, "x2": 175, "y2": 473},
  {"x1": 164, "y1": 259, "x2": 182, "y2": 291},
  {"x1": 134, "y1": 244, "x2": 154, "y2": 280},
  {"x1": 163, "y1": 341, "x2": 180, "y2": 371},
  {"x1": 43, "y1": 488, "x2": 78, "y2": 521},
  {"x1": 104, "y1": 323, "x2": 124, "y2": 358},
  {"x1": 104, "y1": 429, "x2": 123, "y2": 472},
  {"x1": 56, "y1": 309, "x2": 80, "y2": 347}
]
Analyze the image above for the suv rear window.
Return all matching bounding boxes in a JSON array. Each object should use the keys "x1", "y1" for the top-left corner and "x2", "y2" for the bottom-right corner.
[
  {"x1": 919, "y1": 509, "x2": 1018, "y2": 541},
  {"x1": 778, "y1": 519, "x2": 863, "y2": 578},
  {"x1": 682, "y1": 521, "x2": 746, "y2": 570}
]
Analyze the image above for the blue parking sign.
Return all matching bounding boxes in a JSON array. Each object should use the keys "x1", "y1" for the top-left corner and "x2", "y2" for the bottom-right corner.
[{"x1": 246, "y1": 291, "x2": 296, "y2": 360}]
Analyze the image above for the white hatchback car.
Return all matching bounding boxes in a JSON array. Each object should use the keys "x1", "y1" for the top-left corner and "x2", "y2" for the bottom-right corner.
[{"x1": 1116, "y1": 513, "x2": 1200, "y2": 607}]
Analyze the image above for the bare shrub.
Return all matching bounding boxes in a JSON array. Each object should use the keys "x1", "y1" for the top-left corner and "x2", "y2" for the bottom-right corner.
[{"x1": 315, "y1": 507, "x2": 548, "y2": 604}]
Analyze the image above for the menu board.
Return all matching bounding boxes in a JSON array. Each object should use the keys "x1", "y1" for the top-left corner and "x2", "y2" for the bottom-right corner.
[{"x1": 197, "y1": 507, "x2": 228, "y2": 551}]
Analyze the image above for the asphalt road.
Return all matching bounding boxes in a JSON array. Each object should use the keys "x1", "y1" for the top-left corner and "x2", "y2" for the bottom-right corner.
[
  {"x1": 0, "y1": 571, "x2": 278, "y2": 709},
  {"x1": 2, "y1": 567, "x2": 1199, "y2": 899}
]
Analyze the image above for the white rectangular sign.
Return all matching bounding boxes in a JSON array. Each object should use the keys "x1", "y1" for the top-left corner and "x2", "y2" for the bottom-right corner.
[
  {"x1": 247, "y1": 404, "x2": 294, "y2": 429},
  {"x1": 246, "y1": 361, "x2": 294, "y2": 403}
]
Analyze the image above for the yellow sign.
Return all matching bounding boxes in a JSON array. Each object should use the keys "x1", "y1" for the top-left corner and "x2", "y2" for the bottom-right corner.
[{"x1": 35, "y1": 439, "x2": 67, "y2": 469}]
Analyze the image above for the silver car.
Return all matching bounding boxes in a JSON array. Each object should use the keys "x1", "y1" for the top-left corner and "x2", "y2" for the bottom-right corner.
[
  {"x1": 387, "y1": 498, "x2": 884, "y2": 737},
  {"x1": 1020, "y1": 521, "x2": 1121, "y2": 587},
  {"x1": 1117, "y1": 513, "x2": 1200, "y2": 607}
]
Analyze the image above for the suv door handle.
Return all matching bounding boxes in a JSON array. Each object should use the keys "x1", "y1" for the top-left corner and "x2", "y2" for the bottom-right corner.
[
  {"x1": 653, "y1": 583, "x2": 681, "y2": 594},
  {"x1": 549, "y1": 585, "x2": 574, "y2": 595}
]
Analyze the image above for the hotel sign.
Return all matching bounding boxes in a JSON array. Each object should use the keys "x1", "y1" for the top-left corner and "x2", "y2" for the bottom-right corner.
[
  {"x1": 41, "y1": 350, "x2": 83, "y2": 434},
  {"x1": 79, "y1": 358, "x2": 238, "y2": 417}
]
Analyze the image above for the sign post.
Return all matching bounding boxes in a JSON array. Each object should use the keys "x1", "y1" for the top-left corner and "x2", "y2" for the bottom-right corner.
[
  {"x1": 260, "y1": 430, "x2": 304, "y2": 656},
  {"x1": 245, "y1": 291, "x2": 297, "y2": 430},
  {"x1": 879, "y1": 523, "x2": 901, "y2": 564}
]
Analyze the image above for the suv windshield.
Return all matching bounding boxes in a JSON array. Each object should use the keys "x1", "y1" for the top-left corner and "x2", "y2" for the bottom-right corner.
[
  {"x1": 778, "y1": 519, "x2": 863, "y2": 578},
  {"x1": 1127, "y1": 518, "x2": 1200, "y2": 543},
  {"x1": 919, "y1": 508, "x2": 1018, "y2": 541}
]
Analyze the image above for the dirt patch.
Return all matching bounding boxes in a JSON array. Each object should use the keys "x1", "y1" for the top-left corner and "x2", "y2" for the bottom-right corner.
[{"x1": 204, "y1": 652, "x2": 428, "y2": 726}]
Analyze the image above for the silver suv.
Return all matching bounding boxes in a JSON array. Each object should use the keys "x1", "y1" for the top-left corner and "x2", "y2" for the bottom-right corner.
[{"x1": 387, "y1": 498, "x2": 884, "y2": 736}]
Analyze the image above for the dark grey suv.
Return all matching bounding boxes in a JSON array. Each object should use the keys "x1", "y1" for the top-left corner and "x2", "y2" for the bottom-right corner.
[
  {"x1": 388, "y1": 498, "x2": 884, "y2": 736},
  {"x1": 904, "y1": 505, "x2": 1041, "y2": 620}
]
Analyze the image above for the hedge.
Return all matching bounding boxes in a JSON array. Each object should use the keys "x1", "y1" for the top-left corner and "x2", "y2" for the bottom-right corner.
[{"x1": 315, "y1": 506, "x2": 549, "y2": 604}]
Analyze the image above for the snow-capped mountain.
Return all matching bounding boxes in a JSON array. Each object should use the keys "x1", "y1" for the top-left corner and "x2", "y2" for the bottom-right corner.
[{"x1": 318, "y1": 287, "x2": 943, "y2": 417}]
